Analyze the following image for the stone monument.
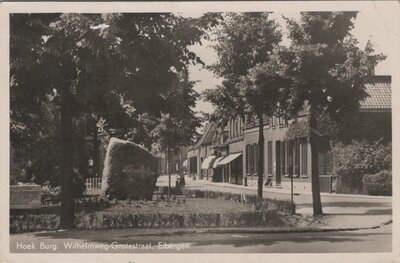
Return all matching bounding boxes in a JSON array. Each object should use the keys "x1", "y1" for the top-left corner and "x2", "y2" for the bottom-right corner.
[{"x1": 100, "y1": 137, "x2": 159, "y2": 200}]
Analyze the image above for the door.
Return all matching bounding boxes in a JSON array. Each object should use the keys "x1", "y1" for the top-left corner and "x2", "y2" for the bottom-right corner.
[{"x1": 276, "y1": 141, "x2": 281, "y2": 185}]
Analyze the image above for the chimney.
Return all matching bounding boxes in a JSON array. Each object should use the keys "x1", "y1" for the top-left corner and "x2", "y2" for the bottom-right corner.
[{"x1": 366, "y1": 57, "x2": 376, "y2": 76}]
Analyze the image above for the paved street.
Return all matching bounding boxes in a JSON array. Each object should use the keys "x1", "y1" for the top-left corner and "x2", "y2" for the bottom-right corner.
[{"x1": 10, "y1": 223, "x2": 391, "y2": 253}]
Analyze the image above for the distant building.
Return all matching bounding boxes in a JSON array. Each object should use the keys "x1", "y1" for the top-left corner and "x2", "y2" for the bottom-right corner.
[
  {"x1": 156, "y1": 146, "x2": 189, "y2": 175},
  {"x1": 187, "y1": 123, "x2": 217, "y2": 179}
]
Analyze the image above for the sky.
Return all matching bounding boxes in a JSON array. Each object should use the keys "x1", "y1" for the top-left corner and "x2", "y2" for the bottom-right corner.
[{"x1": 184, "y1": 11, "x2": 394, "y2": 116}]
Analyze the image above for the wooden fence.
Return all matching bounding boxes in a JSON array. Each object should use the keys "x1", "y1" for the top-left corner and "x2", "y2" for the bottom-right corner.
[{"x1": 85, "y1": 177, "x2": 102, "y2": 190}]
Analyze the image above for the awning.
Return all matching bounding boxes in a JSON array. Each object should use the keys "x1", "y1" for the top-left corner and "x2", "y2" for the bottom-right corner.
[
  {"x1": 182, "y1": 159, "x2": 188, "y2": 167},
  {"x1": 201, "y1": 155, "x2": 216, "y2": 169},
  {"x1": 217, "y1": 153, "x2": 242, "y2": 166},
  {"x1": 213, "y1": 156, "x2": 224, "y2": 168}
]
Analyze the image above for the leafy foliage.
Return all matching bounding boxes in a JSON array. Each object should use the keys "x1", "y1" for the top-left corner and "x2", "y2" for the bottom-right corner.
[
  {"x1": 363, "y1": 170, "x2": 392, "y2": 196},
  {"x1": 10, "y1": 13, "x2": 215, "y2": 183},
  {"x1": 332, "y1": 141, "x2": 392, "y2": 188},
  {"x1": 281, "y1": 12, "x2": 386, "y2": 215},
  {"x1": 151, "y1": 72, "x2": 201, "y2": 155},
  {"x1": 203, "y1": 12, "x2": 283, "y2": 126},
  {"x1": 283, "y1": 12, "x2": 386, "y2": 119},
  {"x1": 10, "y1": 13, "x2": 219, "y2": 227}
]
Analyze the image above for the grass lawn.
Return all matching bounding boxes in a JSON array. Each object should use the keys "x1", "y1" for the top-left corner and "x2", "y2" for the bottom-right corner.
[{"x1": 83, "y1": 197, "x2": 256, "y2": 215}]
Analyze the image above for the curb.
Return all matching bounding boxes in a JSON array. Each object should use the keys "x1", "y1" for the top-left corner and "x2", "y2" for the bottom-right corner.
[
  {"x1": 118, "y1": 219, "x2": 393, "y2": 237},
  {"x1": 15, "y1": 219, "x2": 392, "y2": 237}
]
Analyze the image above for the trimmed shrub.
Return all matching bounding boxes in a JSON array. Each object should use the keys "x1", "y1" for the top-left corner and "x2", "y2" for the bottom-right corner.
[
  {"x1": 41, "y1": 182, "x2": 61, "y2": 205},
  {"x1": 100, "y1": 137, "x2": 158, "y2": 200},
  {"x1": 363, "y1": 170, "x2": 392, "y2": 196},
  {"x1": 10, "y1": 214, "x2": 59, "y2": 233},
  {"x1": 332, "y1": 141, "x2": 391, "y2": 188},
  {"x1": 10, "y1": 209, "x2": 288, "y2": 233}
]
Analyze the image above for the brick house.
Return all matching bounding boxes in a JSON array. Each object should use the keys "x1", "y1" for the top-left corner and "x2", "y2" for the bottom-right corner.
[{"x1": 221, "y1": 75, "x2": 391, "y2": 192}]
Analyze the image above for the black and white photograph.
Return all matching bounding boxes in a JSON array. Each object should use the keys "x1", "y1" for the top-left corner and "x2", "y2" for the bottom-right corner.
[{"x1": 2, "y1": 1, "x2": 399, "y2": 262}]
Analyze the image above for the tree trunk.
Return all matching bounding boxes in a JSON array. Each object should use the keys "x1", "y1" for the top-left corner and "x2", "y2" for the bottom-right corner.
[
  {"x1": 257, "y1": 112, "x2": 264, "y2": 198},
  {"x1": 93, "y1": 123, "x2": 100, "y2": 177},
  {"x1": 167, "y1": 146, "x2": 171, "y2": 198},
  {"x1": 309, "y1": 102, "x2": 323, "y2": 215},
  {"x1": 60, "y1": 90, "x2": 75, "y2": 229}
]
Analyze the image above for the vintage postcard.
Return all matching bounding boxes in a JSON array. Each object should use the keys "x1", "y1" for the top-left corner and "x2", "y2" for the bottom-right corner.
[{"x1": 0, "y1": 1, "x2": 399, "y2": 263}]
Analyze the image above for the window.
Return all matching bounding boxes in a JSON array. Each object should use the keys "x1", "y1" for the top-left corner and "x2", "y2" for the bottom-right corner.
[
  {"x1": 318, "y1": 150, "x2": 333, "y2": 175},
  {"x1": 267, "y1": 141, "x2": 273, "y2": 175},
  {"x1": 295, "y1": 141, "x2": 300, "y2": 177},
  {"x1": 281, "y1": 141, "x2": 286, "y2": 175},
  {"x1": 253, "y1": 143, "x2": 259, "y2": 174},
  {"x1": 248, "y1": 144, "x2": 254, "y2": 174},
  {"x1": 288, "y1": 140, "x2": 300, "y2": 177},
  {"x1": 246, "y1": 144, "x2": 250, "y2": 174},
  {"x1": 235, "y1": 119, "x2": 238, "y2": 137},
  {"x1": 279, "y1": 117, "x2": 284, "y2": 126},
  {"x1": 263, "y1": 114, "x2": 270, "y2": 126},
  {"x1": 318, "y1": 137, "x2": 333, "y2": 175},
  {"x1": 271, "y1": 117, "x2": 275, "y2": 128},
  {"x1": 301, "y1": 141, "x2": 308, "y2": 175}
]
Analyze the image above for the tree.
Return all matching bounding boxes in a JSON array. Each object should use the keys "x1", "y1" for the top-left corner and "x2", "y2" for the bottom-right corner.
[
  {"x1": 151, "y1": 74, "x2": 201, "y2": 197},
  {"x1": 203, "y1": 13, "x2": 283, "y2": 198},
  {"x1": 10, "y1": 13, "x2": 219, "y2": 228},
  {"x1": 282, "y1": 12, "x2": 386, "y2": 215}
]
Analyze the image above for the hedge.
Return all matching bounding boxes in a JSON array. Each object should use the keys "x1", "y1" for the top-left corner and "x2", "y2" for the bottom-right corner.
[
  {"x1": 363, "y1": 170, "x2": 392, "y2": 196},
  {"x1": 332, "y1": 141, "x2": 391, "y2": 189},
  {"x1": 10, "y1": 210, "x2": 287, "y2": 233}
]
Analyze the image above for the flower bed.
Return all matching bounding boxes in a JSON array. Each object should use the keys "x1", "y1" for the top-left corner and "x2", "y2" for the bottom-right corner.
[{"x1": 10, "y1": 189, "x2": 295, "y2": 233}]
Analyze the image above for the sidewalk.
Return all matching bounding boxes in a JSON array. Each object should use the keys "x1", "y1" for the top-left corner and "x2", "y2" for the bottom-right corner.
[{"x1": 185, "y1": 176, "x2": 392, "y2": 200}]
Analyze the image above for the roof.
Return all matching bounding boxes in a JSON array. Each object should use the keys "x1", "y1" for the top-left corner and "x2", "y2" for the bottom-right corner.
[
  {"x1": 360, "y1": 76, "x2": 391, "y2": 111},
  {"x1": 194, "y1": 123, "x2": 217, "y2": 148},
  {"x1": 202, "y1": 123, "x2": 217, "y2": 144}
]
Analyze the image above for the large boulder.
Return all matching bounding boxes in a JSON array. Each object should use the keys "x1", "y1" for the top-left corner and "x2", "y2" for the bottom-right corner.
[{"x1": 100, "y1": 138, "x2": 158, "y2": 200}]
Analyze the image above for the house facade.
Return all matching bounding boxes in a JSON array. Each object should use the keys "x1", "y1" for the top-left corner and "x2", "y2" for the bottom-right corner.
[{"x1": 203, "y1": 75, "x2": 391, "y2": 193}]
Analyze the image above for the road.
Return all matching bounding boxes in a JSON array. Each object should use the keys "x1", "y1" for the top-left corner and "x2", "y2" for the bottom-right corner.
[{"x1": 10, "y1": 223, "x2": 391, "y2": 253}]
